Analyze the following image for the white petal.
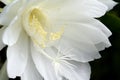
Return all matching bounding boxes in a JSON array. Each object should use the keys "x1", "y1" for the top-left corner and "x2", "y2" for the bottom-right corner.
[
  {"x1": 0, "y1": 62, "x2": 8, "y2": 80},
  {"x1": 74, "y1": 23, "x2": 111, "y2": 48},
  {"x1": 81, "y1": 18, "x2": 112, "y2": 37},
  {"x1": 7, "y1": 31, "x2": 29, "y2": 78},
  {"x1": 21, "y1": 54, "x2": 43, "y2": 80},
  {"x1": 0, "y1": 27, "x2": 6, "y2": 50},
  {"x1": 31, "y1": 44, "x2": 57, "y2": 80},
  {"x1": 54, "y1": 22, "x2": 111, "y2": 62},
  {"x1": 42, "y1": 0, "x2": 107, "y2": 21},
  {"x1": 73, "y1": 19, "x2": 112, "y2": 50},
  {"x1": 55, "y1": 36, "x2": 101, "y2": 62},
  {"x1": 80, "y1": 18, "x2": 112, "y2": 50},
  {"x1": 0, "y1": 0, "x2": 22, "y2": 25},
  {"x1": 3, "y1": 16, "x2": 22, "y2": 46},
  {"x1": 57, "y1": 61, "x2": 91, "y2": 80},
  {"x1": 98, "y1": 0, "x2": 117, "y2": 11},
  {"x1": 51, "y1": 16, "x2": 111, "y2": 51}
]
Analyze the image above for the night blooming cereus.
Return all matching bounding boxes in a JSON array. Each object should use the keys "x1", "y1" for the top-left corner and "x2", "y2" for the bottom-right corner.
[{"x1": 0, "y1": 0, "x2": 117, "y2": 80}]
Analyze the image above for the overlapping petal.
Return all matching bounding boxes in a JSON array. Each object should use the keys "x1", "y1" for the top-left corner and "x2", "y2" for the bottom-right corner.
[
  {"x1": 0, "y1": 0, "x2": 23, "y2": 25},
  {"x1": 51, "y1": 21, "x2": 111, "y2": 62},
  {"x1": 0, "y1": 0, "x2": 117, "y2": 80},
  {"x1": 56, "y1": 61, "x2": 91, "y2": 80},
  {"x1": 3, "y1": 16, "x2": 22, "y2": 46},
  {"x1": 37, "y1": 0, "x2": 108, "y2": 27},
  {"x1": 31, "y1": 44, "x2": 58, "y2": 80},
  {"x1": 21, "y1": 54, "x2": 43, "y2": 80},
  {"x1": 98, "y1": 0, "x2": 117, "y2": 11},
  {"x1": 7, "y1": 31, "x2": 29, "y2": 78}
]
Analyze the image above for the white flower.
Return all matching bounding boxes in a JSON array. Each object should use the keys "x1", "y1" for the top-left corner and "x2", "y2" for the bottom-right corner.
[
  {"x1": 99, "y1": 0, "x2": 117, "y2": 10},
  {"x1": 0, "y1": 0, "x2": 116, "y2": 80}
]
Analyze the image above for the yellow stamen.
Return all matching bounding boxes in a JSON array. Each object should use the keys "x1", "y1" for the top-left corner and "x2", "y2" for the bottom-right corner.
[
  {"x1": 28, "y1": 8, "x2": 64, "y2": 48},
  {"x1": 50, "y1": 28, "x2": 64, "y2": 41}
]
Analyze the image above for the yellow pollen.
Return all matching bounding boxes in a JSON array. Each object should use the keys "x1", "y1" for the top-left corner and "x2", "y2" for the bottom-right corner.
[
  {"x1": 50, "y1": 28, "x2": 64, "y2": 41},
  {"x1": 28, "y1": 8, "x2": 64, "y2": 48}
]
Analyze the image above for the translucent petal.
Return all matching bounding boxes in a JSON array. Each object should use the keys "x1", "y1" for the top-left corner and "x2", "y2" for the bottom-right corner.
[
  {"x1": 53, "y1": 22, "x2": 111, "y2": 62},
  {"x1": 3, "y1": 16, "x2": 22, "y2": 46},
  {"x1": 50, "y1": 16, "x2": 111, "y2": 52},
  {"x1": 81, "y1": 18, "x2": 112, "y2": 37},
  {"x1": 42, "y1": 0, "x2": 107, "y2": 20},
  {"x1": 0, "y1": 0, "x2": 23, "y2": 25},
  {"x1": 54, "y1": 36, "x2": 101, "y2": 62},
  {"x1": 57, "y1": 61, "x2": 91, "y2": 80},
  {"x1": 98, "y1": 0, "x2": 117, "y2": 11},
  {"x1": 7, "y1": 31, "x2": 29, "y2": 78},
  {"x1": 21, "y1": 54, "x2": 43, "y2": 80},
  {"x1": 31, "y1": 44, "x2": 57, "y2": 80}
]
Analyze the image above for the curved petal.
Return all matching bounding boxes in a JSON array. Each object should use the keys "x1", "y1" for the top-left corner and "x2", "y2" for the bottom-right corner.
[
  {"x1": 0, "y1": 27, "x2": 6, "y2": 50},
  {"x1": 53, "y1": 22, "x2": 111, "y2": 62},
  {"x1": 0, "y1": 0, "x2": 23, "y2": 25},
  {"x1": 3, "y1": 16, "x2": 22, "y2": 46},
  {"x1": 42, "y1": 0, "x2": 107, "y2": 20},
  {"x1": 31, "y1": 44, "x2": 58, "y2": 80},
  {"x1": 77, "y1": 18, "x2": 112, "y2": 50},
  {"x1": 21, "y1": 54, "x2": 43, "y2": 80},
  {"x1": 50, "y1": 15, "x2": 111, "y2": 52},
  {"x1": 56, "y1": 61, "x2": 91, "y2": 80},
  {"x1": 81, "y1": 18, "x2": 112, "y2": 37},
  {"x1": 7, "y1": 31, "x2": 29, "y2": 78},
  {"x1": 70, "y1": 23, "x2": 111, "y2": 48},
  {"x1": 54, "y1": 36, "x2": 101, "y2": 62},
  {"x1": 0, "y1": 62, "x2": 8, "y2": 80},
  {"x1": 98, "y1": 0, "x2": 117, "y2": 11},
  {"x1": 51, "y1": 16, "x2": 112, "y2": 38}
]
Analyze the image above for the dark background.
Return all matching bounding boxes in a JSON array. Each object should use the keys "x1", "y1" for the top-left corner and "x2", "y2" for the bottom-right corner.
[
  {"x1": 90, "y1": 0, "x2": 120, "y2": 80},
  {"x1": 0, "y1": 0, "x2": 120, "y2": 80}
]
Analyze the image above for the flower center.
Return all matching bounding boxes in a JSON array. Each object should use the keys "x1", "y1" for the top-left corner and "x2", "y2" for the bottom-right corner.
[{"x1": 24, "y1": 8, "x2": 64, "y2": 48}]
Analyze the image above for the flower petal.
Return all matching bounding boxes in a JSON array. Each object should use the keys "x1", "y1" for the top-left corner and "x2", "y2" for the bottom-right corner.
[
  {"x1": 51, "y1": 16, "x2": 112, "y2": 38},
  {"x1": 0, "y1": 62, "x2": 8, "y2": 80},
  {"x1": 0, "y1": 0, "x2": 22, "y2": 25},
  {"x1": 53, "y1": 22, "x2": 111, "y2": 62},
  {"x1": 55, "y1": 36, "x2": 101, "y2": 62},
  {"x1": 80, "y1": 18, "x2": 112, "y2": 50},
  {"x1": 81, "y1": 18, "x2": 112, "y2": 37},
  {"x1": 21, "y1": 54, "x2": 43, "y2": 80},
  {"x1": 31, "y1": 44, "x2": 58, "y2": 80},
  {"x1": 42, "y1": 0, "x2": 107, "y2": 19},
  {"x1": 3, "y1": 16, "x2": 22, "y2": 46},
  {"x1": 98, "y1": 0, "x2": 117, "y2": 11},
  {"x1": 7, "y1": 31, "x2": 29, "y2": 78},
  {"x1": 57, "y1": 61, "x2": 91, "y2": 80},
  {"x1": 50, "y1": 15, "x2": 111, "y2": 51}
]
